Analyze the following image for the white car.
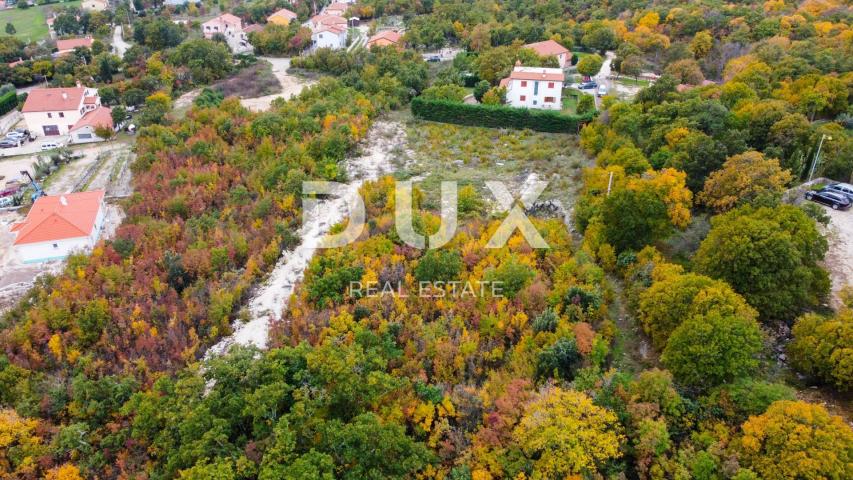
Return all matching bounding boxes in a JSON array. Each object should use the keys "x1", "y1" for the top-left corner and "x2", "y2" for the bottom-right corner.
[
  {"x1": 597, "y1": 85, "x2": 608, "y2": 96},
  {"x1": 5, "y1": 131, "x2": 26, "y2": 140},
  {"x1": 40, "y1": 141, "x2": 64, "y2": 151}
]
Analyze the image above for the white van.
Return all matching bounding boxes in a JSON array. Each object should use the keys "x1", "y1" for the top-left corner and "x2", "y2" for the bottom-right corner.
[{"x1": 597, "y1": 84, "x2": 608, "y2": 96}]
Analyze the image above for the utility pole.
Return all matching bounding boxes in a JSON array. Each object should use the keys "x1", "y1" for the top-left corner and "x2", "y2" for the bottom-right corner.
[
  {"x1": 807, "y1": 134, "x2": 832, "y2": 182},
  {"x1": 606, "y1": 171, "x2": 614, "y2": 196}
]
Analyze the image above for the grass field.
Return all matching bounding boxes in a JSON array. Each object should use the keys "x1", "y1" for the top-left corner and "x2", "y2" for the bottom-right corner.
[{"x1": 1, "y1": 1, "x2": 81, "y2": 42}]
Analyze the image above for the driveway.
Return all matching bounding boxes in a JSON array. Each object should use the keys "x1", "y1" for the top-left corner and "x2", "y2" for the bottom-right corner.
[
  {"x1": 592, "y1": 51, "x2": 615, "y2": 108},
  {"x1": 823, "y1": 206, "x2": 853, "y2": 308},
  {"x1": 112, "y1": 25, "x2": 131, "y2": 57},
  {"x1": 240, "y1": 57, "x2": 316, "y2": 112}
]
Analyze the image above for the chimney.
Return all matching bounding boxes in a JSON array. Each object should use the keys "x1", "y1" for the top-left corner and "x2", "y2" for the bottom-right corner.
[
  {"x1": 76, "y1": 80, "x2": 82, "y2": 88},
  {"x1": 61, "y1": 92, "x2": 68, "y2": 100},
  {"x1": 60, "y1": 195, "x2": 68, "y2": 206}
]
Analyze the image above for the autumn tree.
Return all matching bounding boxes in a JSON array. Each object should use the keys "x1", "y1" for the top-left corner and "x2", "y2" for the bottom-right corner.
[
  {"x1": 664, "y1": 58, "x2": 705, "y2": 85},
  {"x1": 699, "y1": 151, "x2": 793, "y2": 212},
  {"x1": 788, "y1": 309, "x2": 853, "y2": 390},
  {"x1": 694, "y1": 205, "x2": 829, "y2": 320},
  {"x1": 577, "y1": 53, "x2": 604, "y2": 78},
  {"x1": 513, "y1": 388, "x2": 624, "y2": 477},
  {"x1": 690, "y1": 31, "x2": 713, "y2": 58},
  {"x1": 662, "y1": 310, "x2": 764, "y2": 388},
  {"x1": 737, "y1": 401, "x2": 853, "y2": 480}
]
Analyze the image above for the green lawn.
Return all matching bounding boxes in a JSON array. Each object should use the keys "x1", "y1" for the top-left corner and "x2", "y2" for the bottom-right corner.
[{"x1": 2, "y1": 1, "x2": 81, "y2": 43}]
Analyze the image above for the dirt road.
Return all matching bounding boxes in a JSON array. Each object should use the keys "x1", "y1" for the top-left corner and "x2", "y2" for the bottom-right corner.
[
  {"x1": 823, "y1": 206, "x2": 853, "y2": 308},
  {"x1": 240, "y1": 57, "x2": 316, "y2": 112}
]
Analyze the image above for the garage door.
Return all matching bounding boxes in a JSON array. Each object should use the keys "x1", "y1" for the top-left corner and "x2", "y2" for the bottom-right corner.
[{"x1": 43, "y1": 125, "x2": 60, "y2": 136}]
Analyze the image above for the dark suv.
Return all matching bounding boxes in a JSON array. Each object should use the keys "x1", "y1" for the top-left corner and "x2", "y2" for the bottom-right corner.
[{"x1": 805, "y1": 189, "x2": 852, "y2": 210}]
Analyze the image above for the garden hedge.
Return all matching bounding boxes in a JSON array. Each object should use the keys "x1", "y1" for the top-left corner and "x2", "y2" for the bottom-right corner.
[
  {"x1": 411, "y1": 97, "x2": 595, "y2": 133},
  {"x1": 0, "y1": 91, "x2": 17, "y2": 116}
]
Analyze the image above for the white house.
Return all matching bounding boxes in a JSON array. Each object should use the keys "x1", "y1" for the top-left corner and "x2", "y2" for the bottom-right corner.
[
  {"x1": 202, "y1": 13, "x2": 253, "y2": 53},
  {"x1": 81, "y1": 0, "x2": 108, "y2": 11},
  {"x1": 11, "y1": 190, "x2": 106, "y2": 263},
  {"x1": 22, "y1": 85, "x2": 101, "y2": 137},
  {"x1": 312, "y1": 24, "x2": 347, "y2": 50},
  {"x1": 69, "y1": 106, "x2": 113, "y2": 144},
  {"x1": 309, "y1": 14, "x2": 348, "y2": 31},
  {"x1": 500, "y1": 66, "x2": 564, "y2": 110}
]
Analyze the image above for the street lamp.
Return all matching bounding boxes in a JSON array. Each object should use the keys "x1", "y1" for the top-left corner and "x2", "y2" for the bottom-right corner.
[{"x1": 807, "y1": 134, "x2": 832, "y2": 182}]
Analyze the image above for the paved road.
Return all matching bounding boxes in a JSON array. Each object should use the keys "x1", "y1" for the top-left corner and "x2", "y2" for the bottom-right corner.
[
  {"x1": 592, "y1": 50, "x2": 615, "y2": 108},
  {"x1": 112, "y1": 25, "x2": 131, "y2": 57}
]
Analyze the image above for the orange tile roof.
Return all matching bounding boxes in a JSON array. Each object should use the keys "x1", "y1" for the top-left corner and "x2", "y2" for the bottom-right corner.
[
  {"x1": 311, "y1": 14, "x2": 347, "y2": 27},
  {"x1": 523, "y1": 39, "x2": 569, "y2": 57},
  {"x1": 316, "y1": 24, "x2": 347, "y2": 35},
  {"x1": 22, "y1": 87, "x2": 85, "y2": 113},
  {"x1": 12, "y1": 190, "x2": 105, "y2": 245},
  {"x1": 507, "y1": 67, "x2": 564, "y2": 82},
  {"x1": 326, "y1": 2, "x2": 349, "y2": 12},
  {"x1": 244, "y1": 24, "x2": 263, "y2": 34},
  {"x1": 204, "y1": 13, "x2": 243, "y2": 29},
  {"x1": 56, "y1": 37, "x2": 94, "y2": 51},
  {"x1": 71, "y1": 106, "x2": 112, "y2": 132},
  {"x1": 367, "y1": 30, "x2": 402, "y2": 45},
  {"x1": 269, "y1": 7, "x2": 297, "y2": 21}
]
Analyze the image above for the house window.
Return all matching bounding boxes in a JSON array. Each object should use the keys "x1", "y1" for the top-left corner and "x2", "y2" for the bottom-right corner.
[
  {"x1": 520, "y1": 81, "x2": 527, "y2": 87},
  {"x1": 43, "y1": 125, "x2": 60, "y2": 136},
  {"x1": 47, "y1": 112, "x2": 52, "y2": 118},
  {"x1": 519, "y1": 95, "x2": 526, "y2": 101},
  {"x1": 544, "y1": 96, "x2": 555, "y2": 103},
  {"x1": 78, "y1": 133, "x2": 92, "y2": 139},
  {"x1": 548, "y1": 82, "x2": 554, "y2": 88},
  {"x1": 53, "y1": 243, "x2": 58, "y2": 248},
  {"x1": 59, "y1": 112, "x2": 64, "y2": 118}
]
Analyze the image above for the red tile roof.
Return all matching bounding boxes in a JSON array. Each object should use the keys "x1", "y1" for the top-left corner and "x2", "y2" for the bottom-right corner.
[
  {"x1": 523, "y1": 39, "x2": 569, "y2": 57},
  {"x1": 204, "y1": 13, "x2": 243, "y2": 29},
  {"x1": 12, "y1": 190, "x2": 105, "y2": 245},
  {"x1": 326, "y1": 2, "x2": 349, "y2": 12},
  {"x1": 315, "y1": 24, "x2": 347, "y2": 35},
  {"x1": 367, "y1": 30, "x2": 402, "y2": 45},
  {"x1": 71, "y1": 106, "x2": 112, "y2": 132},
  {"x1": 507, "y1": 67, "x2": 564, "y2": 82},
  {"x1": 244, "y1": 24, "x2": 263, "y2": 34},
  {"x1": 22, "y1": 87, "x2": 85, "y2": 113},
  {"x1": 311, "y1": 14, "x2": 347, "y2": 27},
  {"x1": 56, "y1": 37, "x2": 94, "y2": 52}
]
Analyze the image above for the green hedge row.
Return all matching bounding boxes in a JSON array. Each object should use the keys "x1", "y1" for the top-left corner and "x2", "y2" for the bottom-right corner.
[
  {"x1": 410, "y1": 97, "x2": 595, "y2": 133},
  {"x1": 0, "y1": 91, "x2": 17, "y2": 116}
]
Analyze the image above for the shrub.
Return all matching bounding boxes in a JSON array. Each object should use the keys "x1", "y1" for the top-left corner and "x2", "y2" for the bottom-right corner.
[
  {"x1": 0, "y1": 90, "x2": 17, "y2": 116},
  {"x1": 411, "y1": 97, "x2": 594, "y2": 133},
  {"x1": 537, "y1": 337, "x2": 582, "y2": 380}
]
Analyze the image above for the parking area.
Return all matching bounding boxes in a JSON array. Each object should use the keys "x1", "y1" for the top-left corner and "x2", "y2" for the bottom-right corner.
[{"x1": 823, "y1": 205, "x2": 853, "y2": 309}]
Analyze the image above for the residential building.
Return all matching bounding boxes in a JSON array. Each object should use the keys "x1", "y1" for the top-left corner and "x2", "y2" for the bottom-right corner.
[
  {"x1": 366, "y1": 30, "x2": 402, "y2": 49},
  {"x1": 55, "y1": 37, "x2": 94, "y2": 56},
  {"x1": 500, "y1": 66, "x2": 564, "y2": 110},
  {"x1": 22, "y1": 85, "x2": 101, "y2": 137},
  {"x1": 309, "y1": 14, "x2": 347, "y2": 31},
  {"x1": 312, "y1": 24, "x2": 347, "y2": 50},
  {"x1": 325, "y1": 1, "x2": 349, "y2": 16},
  {"x1": 267, "y1": 7, "x2": 298, "y2": 25},
  {"x1": 10, "y1": 190, "x2": 106, "y2": 263},
  {"x1": 81, "y1": 0, "x2": 108, "y2": 11},
  {"x1": 523, "y1": 39, "x2": 571, "y2": 68},
  {"x1": 164, "y1": 0, "x2": 201, "y2": 5},
  {"x1": 202, "y1": 13, "x2": 253, "y2": 53},
  {"x1": 69, "y1": 106, "x2": 113, "y2": 144}
]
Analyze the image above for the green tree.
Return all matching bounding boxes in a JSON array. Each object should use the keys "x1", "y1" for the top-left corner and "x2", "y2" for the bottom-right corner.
[
  {"x1": 414, "y1": 249, "x2": 462, "y2": 283},
  {"x1": 661, "y1": 310, "x2": 764, "y2": 388},
  {"x1": 693, "y1": 205, "x2": 829, "y2": 320},
  {"x1": 788, "y1": 310, "x2": 853, "y2": 390},
  {"x1": 577, "y1": 94, "x2": 595, "y2": 115},
  {"x1": 577, "y1": 54, "x2": 604, "y2": 78},
  {"x1": 473, "y1": 80, "x2": 490, "y2": 102},
  {"x1": 169, "y1": 38, "x2": 233, "y2": 84},
  {"x1": 600, "y1": 187, "x2": 672, "y2": 252},
  {"x1": 5, "y1": 23, "x2": 15, "y2": 36}
]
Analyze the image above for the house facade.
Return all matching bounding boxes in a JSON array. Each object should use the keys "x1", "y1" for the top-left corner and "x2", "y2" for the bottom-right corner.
[
  {"x1": 202, "y1": 13, "x2": 253, "y2": 53},
  {"x1": 501, "y1": 66, "x2": 564, "y2": 110},
  {"x1": 312, "y1": 24, "x2": 347, "y2": 50},
  {"x1": 22, "y1": 85, "x2": 101, "y2": 137},
  {"x1": 523, "y1": 40, "x2": 571, "y2": 68},
  {"x1": 11, "y1": 190, "x2": 106, "y2": 263}
]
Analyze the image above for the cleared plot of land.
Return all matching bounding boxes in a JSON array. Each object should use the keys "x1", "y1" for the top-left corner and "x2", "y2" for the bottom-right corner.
[
  {"x1": 0, "y1": 1, "x2": 81, "y2": 42},
  {"x1": 397, "y1": 112, "x2": 592, "y2": 215}
]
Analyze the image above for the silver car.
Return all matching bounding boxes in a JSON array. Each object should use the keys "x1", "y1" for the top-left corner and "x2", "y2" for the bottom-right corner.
[{"x1": 823, "y1": 183, "x2": 853, "y2": 202}]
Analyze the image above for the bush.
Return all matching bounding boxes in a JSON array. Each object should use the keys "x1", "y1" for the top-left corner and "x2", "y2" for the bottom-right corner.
[
  {"x1": 411, "y1": 97, "x2": 594, "y2": 133},
  {"x1": 414, "y1": 250, "x2": 462, "y2": 283},
  {"x1": 0, "y1": 90, "x2": 17, "y2": 116},
  {"x1": 537, "y1": 337, "x2": 582, "y2": 380}
]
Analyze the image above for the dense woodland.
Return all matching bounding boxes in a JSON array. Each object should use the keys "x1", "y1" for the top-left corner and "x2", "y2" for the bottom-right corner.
[{"x1": 1, "y1": 0, "x2": 852, "y2": 479}]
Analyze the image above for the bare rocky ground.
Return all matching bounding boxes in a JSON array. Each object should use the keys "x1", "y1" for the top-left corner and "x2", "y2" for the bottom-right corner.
[
  {"x1": 822, "y1": 206, "x2": 853, "y2": 309},
  {"x1": 239, "y1": 57, "x2": 316, "y2": 112}
]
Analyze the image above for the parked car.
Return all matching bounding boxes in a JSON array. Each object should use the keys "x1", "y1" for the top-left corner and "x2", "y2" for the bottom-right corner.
[
  {"x1": 597, "y1": 84, "x2": 608, "y2": 96},
  {"x1": 5, "y1": 131, "x2": 26, "y2": 141},
  {"x1": 0, "y1": 139, "x2": 19, "y2": 149},
  {"x1": 578, "y1": 81, "x2": 598, "y2": 89},
  {"x1": 823, "y1": 182, "x2": 853, "y2": 201},
  {"x1": 805, "y1": 189, "x2": 851, "y2": 210}
]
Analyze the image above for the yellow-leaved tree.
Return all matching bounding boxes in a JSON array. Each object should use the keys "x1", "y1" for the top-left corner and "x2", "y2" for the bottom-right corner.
[
  {"x1": 512, "y1": 388, "x2": 624, "y2": 478},
  {"x1": 699, "y1": 151, "x2": 793, "y2": 212}
]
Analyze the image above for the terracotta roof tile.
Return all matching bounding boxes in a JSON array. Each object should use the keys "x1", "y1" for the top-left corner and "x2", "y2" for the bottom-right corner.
[
  {"x1": 268, "y1": 7, "x2": 297, "y2": 21},
  {"x1": 12, "y1": 190, "x2": 105, "y2": 245},
  {"x1": 523, "y1": 40, "x2": 569, "y2": 57},
  {"x1": 56, "y1": 38, "x2": 94, "y2": 51},
  {"x1": 367, "y1": 30, "x2": 402, "y2": 45},
  {"x1": 71, "y1": 106, "x2": 112, "y2": 132},
  {"x1": 22, "y1": 87, "x2": 86, "y2": 113},
  {"x1": 507, "y1": 67, "x2": 564, "y2": 82}
]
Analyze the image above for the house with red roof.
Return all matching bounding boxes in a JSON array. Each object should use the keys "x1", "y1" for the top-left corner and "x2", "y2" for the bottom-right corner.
[
  {"x1": 55, "y1": 37, "x2": 95, "y2": 57},
  {"x1": 523, "y1": 39, "x2": 571, "y2": 68},
  {"x1": 501, "y1": 65, "x2": 565, "y2": 110},
  {"x1": 267, "y1": 7, "x2": 298, "y2": 26},
  {"x1": 22, "y1": 85, "x2": 101, "y2": 137},
  {"x1": 325, "y1": 1, "x2": 350, "y2": 16},
  {"x1": 366, "y1": 30, "x2": 402, "y2": 49},
  {"x1": 10, "y1": 190, "x2": 106, "y2": 263},
  {"x1": 309, "y1": 14, "x2": 348, "y2": 31},
  {"x1": 69, "y1": 106, "x2": 113, "y2": 144},
  {"x1": 312, "y1": 23, "x2": 347, "y2": 50},
  {"x1": 202, "y1": 13, "x2": 253, "y2": 53}
]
